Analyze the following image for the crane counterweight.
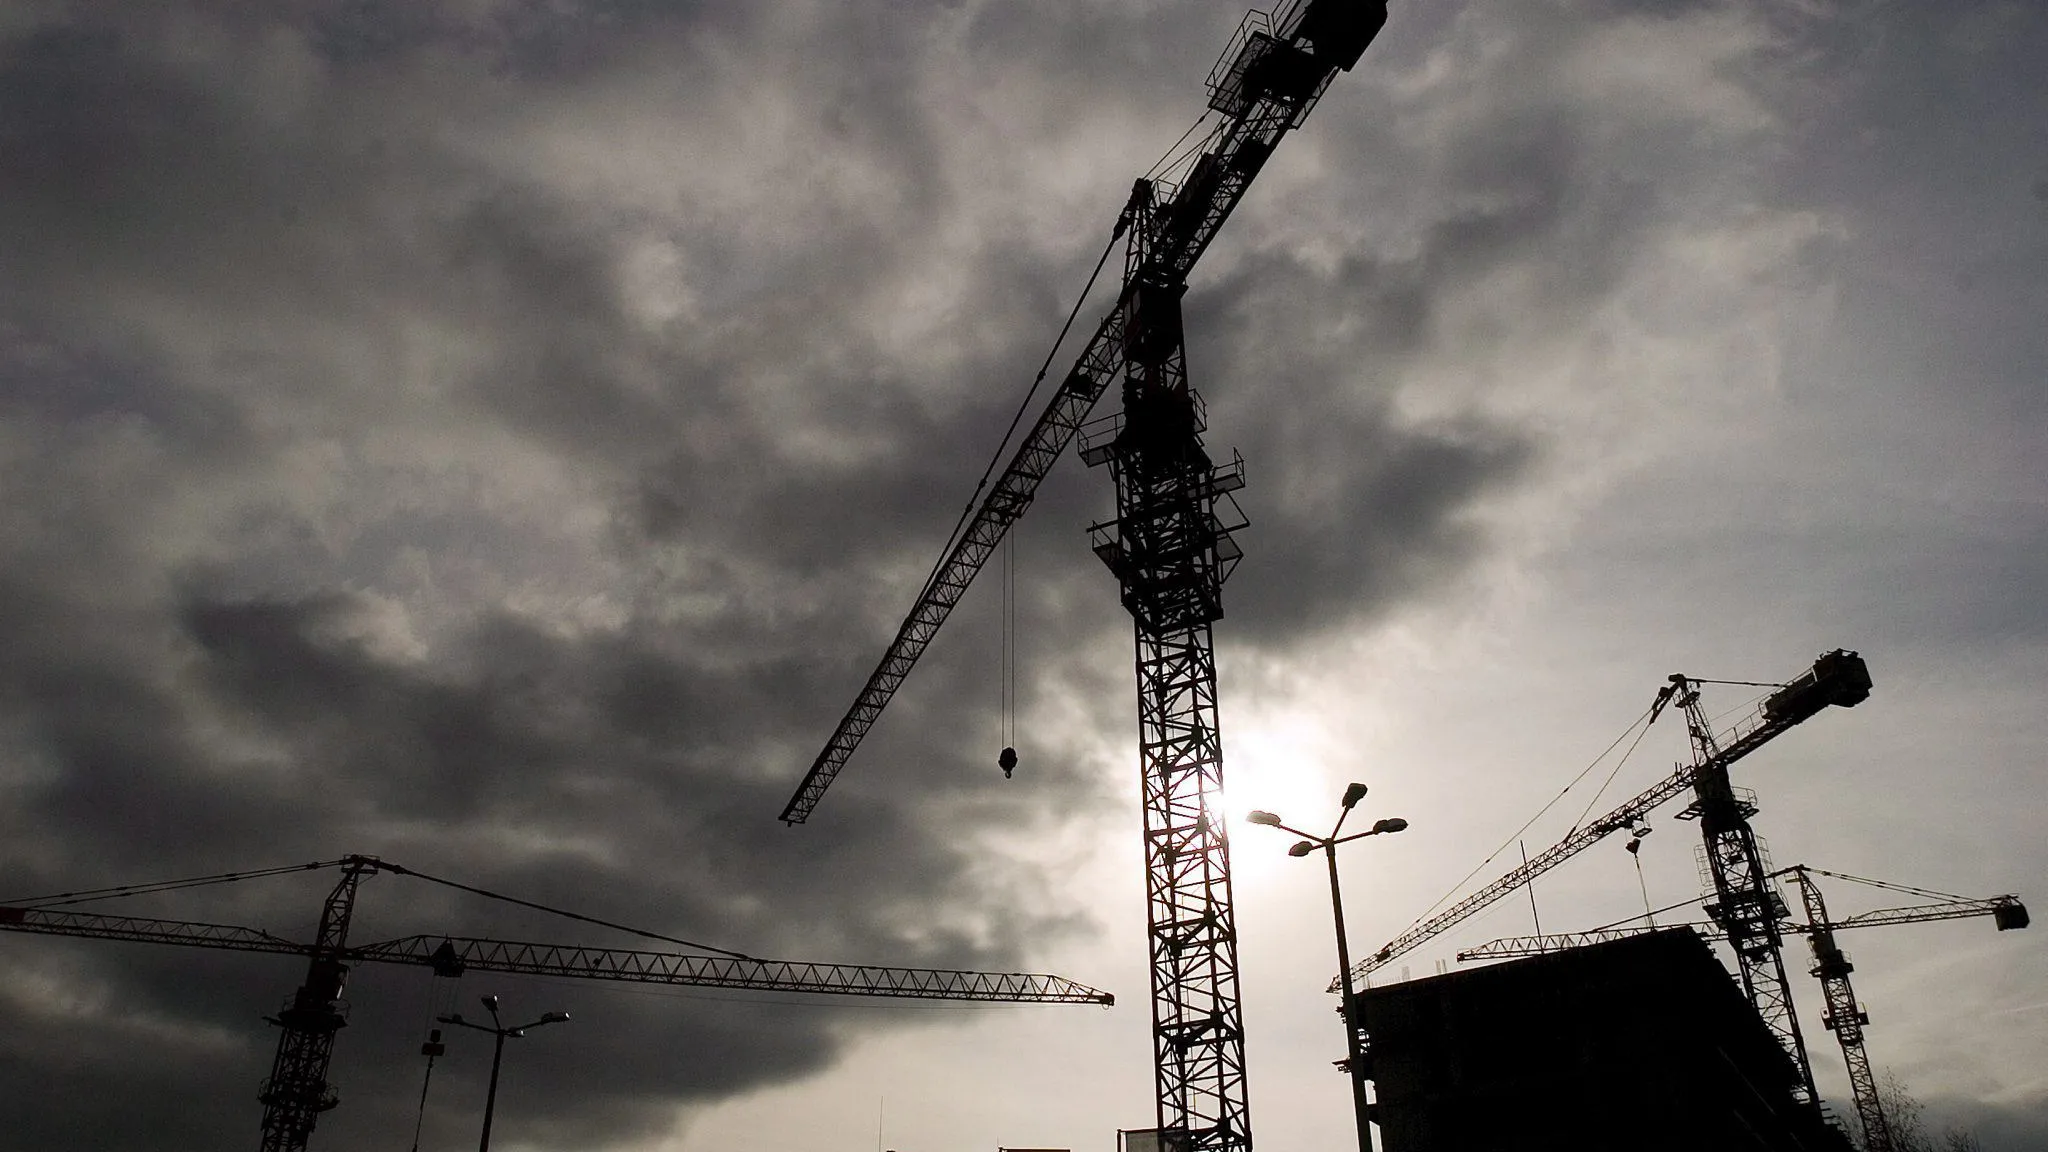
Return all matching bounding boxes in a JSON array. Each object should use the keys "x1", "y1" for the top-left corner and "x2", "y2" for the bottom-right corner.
[{"x1": 1763, "y1": 649, "x2": 1872, "y2": 723}]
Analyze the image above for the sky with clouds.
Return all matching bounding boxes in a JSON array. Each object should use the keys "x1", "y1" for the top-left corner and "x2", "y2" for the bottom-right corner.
[{"x1": 0, "y1": 0, "x2": 2041, "y2": 1149}]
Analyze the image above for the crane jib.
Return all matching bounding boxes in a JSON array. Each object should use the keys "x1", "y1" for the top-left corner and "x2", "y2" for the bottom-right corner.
[
  {"x1": 778, "y1": 0, "x2": 1388, "y2": 825},
  {"x1": 1342, "y1": 649, "x2": 1872, "y2": 987},
  {"x1": 0, "y1": 906, "x2": 1115, "y2": 1004}
]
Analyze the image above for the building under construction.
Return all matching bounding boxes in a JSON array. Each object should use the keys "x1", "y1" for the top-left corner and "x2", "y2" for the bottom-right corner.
[{"x1": 1352, "y1": 928, "x2": 1854, "y2": 1152}]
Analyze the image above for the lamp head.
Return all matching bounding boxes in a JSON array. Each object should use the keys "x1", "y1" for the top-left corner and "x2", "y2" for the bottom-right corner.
[
  {"x1": 481, "y1": 994, "x2": 500, "y2": 1013},
  {"x1": 1340, "y1": 782, "x2": 1369, "y2": 810},
  {"x1": 1288, "y1": 841, "x2": 1316, "y2": 857},
  {"x1": 1246, "y1": 810, "x2": 1283, "y2": 827},
  {"x1": 539, "y1": 1012, "x2": 571, "y2": 1025},
  {"x1": 1370, "y1": 817, "x2": 1409, "y2": 835}
]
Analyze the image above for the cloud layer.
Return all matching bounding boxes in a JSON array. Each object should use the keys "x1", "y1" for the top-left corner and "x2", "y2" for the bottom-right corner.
[{"x1": 1, "y1": 0, "x2": 2042, "y2": 1149}]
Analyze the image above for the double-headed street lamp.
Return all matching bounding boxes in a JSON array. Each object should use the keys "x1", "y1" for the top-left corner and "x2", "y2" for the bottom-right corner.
[
  {"x1": 437, "y1": 994, "x2": 571, "y2": 1152},
  {"x1": 1248, "y1": 784, "x2": 1408, "y2": 1152}
]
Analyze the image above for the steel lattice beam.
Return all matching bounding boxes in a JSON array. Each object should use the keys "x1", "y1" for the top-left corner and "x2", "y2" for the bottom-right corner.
[
  {"x1": 258, "y1": 857, "x2": 373, "y2": 1152},
  {"x1": 1345, "y1": 650, "x2": 1872, "y2": 988},
  {"x1": 1080, "y1": 179, "x2": 1252, "y2": 1152},
  {"x1": 0, "y1": 907, "x2": 307, "y2": 955},
  {"x1": 1, "y1": 855, "x2": 1115, "y2": 1152},
  {"x1": 1458, "y1": 896, "x2": 2025, "y2": 961},
  {"x1": 1676, "y1": 684, "x2": 1820, "y2": 1108},
  {"x1": 779, "y1": 0, "x2": 1384, "y2": 826},
  {"x1": 1787, "y1": 869, "x2": 1893, "y2": 1152},
  {"x1": 353, "y1": 935, "x2": 1112, "y2": 1003}
]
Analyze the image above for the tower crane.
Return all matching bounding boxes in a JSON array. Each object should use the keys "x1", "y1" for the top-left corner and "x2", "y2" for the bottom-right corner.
[
  {"x1": 1456, "y1": 865, "x2": 2029, "y2": 1152},
  {"x1": 1343, "y1": 649, "x2": 1872, "y2": 1109},
  {"x1": 0, "y1": 855, "x2": 1112, "y2": 1152},
  {"x1": 776, "y1": 3, "x2": 1392, "y2": 1149}
]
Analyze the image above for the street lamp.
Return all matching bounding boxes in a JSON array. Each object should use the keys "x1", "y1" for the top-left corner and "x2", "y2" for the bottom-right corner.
[
  {"x1": 1247, "y1": 784, "x2": 1408, "y2": 1152},
  {"x1": 437, "y1": 994, "x2": 571, "y2": 1152}
]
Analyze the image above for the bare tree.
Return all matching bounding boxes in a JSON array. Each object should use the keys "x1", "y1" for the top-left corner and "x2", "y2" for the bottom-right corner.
[
  {"x1": 1873, "y1": 1070, "x2": 1981, "y2": 1152},
  {"x1": 1939, "y1": 1129, "x2": 1982, "y2": 1152},
  {"x1": 1878, "y1": 1069, "x2": 1931, "y2": 1152}
]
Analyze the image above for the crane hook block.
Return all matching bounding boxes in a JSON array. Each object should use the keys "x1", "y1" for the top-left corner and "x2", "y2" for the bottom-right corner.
[{"x1": 999, "y1": 747, "x2": 1019, "y2": 778}]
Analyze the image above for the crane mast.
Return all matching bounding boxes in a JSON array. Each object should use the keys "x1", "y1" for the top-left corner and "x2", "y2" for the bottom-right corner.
[
  {"x1": 258, "y1": 856, "x2": 374, "y2": 1152},
  {"x1": 1785, "y1": 866, "x2": 1891, "y2": 1152},
  {"x1": 775, "y1": 4, "x2": 1391, "y2": 1148},
  {"x1": 1670, "y1": 672, "x2": 1822, "y2": 1107},
  {"x1": 1076, "y1": 176, "x2": 1253, "y2": 1150}
]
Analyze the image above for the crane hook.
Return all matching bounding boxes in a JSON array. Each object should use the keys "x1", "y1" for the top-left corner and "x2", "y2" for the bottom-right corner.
[{"x1": 998, "y1": 747, "x2": 1019, "y2": 778}]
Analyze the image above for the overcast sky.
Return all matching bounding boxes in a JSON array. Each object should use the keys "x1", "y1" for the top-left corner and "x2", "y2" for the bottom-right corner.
[{"x1": 0, "y1": 0, "x2": 2042, "y2": 1149}]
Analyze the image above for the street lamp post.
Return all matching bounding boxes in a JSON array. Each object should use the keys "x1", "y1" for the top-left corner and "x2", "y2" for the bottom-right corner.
[
  {"x1": 1248, "y1": 784, "x2": 1408, "y2": 1152},
  {"x1": 438, "y1": 994, "x2": 571, "y2": 1152}
]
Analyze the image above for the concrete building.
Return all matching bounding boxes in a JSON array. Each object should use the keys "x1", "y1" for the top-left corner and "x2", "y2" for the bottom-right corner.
[{"x1": 1352, "y1": 928, "x2": 1854, "y2": 1152}]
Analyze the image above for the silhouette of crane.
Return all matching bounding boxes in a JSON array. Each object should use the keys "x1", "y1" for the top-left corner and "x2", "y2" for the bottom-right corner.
[
  {"x1": 1344, "y1": 649, "x2": 1872, "y2": 1109},
  {"x1": 775, "y1": 4, "x2": 1392, "y2": 1148},
  {"x1": 0, "y1": 855, "x2": 1111, "y2": 1152},
  {"x1": 1457, "y1": 864, "x2": 2028, "y2": 1152},
  {"x1": 774, "y1": 4, "x2": 1400, "y2": 1139}
]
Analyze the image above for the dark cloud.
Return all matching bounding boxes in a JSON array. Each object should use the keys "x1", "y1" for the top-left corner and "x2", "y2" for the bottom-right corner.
[
  {"x1": 1922, "y1": 1093, "x2": 2048, "y2": 1152},
  {"x1": 13, "y1": 0, "x2": 2023, "y2": 1148},
  {"x1": 0, "y1": 2, "x2": 1139, "y2": 1146}
]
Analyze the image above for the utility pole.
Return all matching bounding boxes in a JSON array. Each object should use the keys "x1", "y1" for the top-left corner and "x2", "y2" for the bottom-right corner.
[
  {"x1": 1248, "y1": 784, "x2": 1409, "y2": 1152},
  {"x1": 438, "y1": 994, "x2": 571, "y2": 1152}
]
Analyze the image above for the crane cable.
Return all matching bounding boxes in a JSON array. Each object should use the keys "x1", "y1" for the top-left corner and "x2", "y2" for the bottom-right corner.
[
  {"x1": 5, "y1": 857, "x2": 757, "y2": 961},
  {"x1": 409, "y1": 969, "x2": 457, "y2": 1152},
  {"x1": 1144, "y1": 111, "x2": 1221, "y2": 186},
  {"x1": 1591, "y1": 893, "x2": 1709, "y2": 934},
  {"x1": 1001, "y1": 528, "x2": 1017, "y2": 762},
  {"x1": 1633, "y1": 849, "x2": 1656, "y2": 927},
  {"x1": 1799, "y1": 866, "x2": 1975, "y2": 904},
  {"x1": 2, "y1": 859, "x2": 345, "y2": 908},
  {"x1": 912, "y1": 111, "x2": 1221, "y2": 772},
  {"x1": 1564, "y1": 701, "x2": 1665, "y2": 836},
  {"x1": 1407, "y1": 701, "x2": 1662, "y2": 925},
  {"x1": 915, "y1": 103, "x2": 1220, "y2": 611},
  {"x1": 913, "y1": 224, "x2": 1123, "y2": 610},
  {"x1": 408, "y1": 1046, "x2": 438, "y2": 1152},
  {"x1": 379, "y1": 863, "x2": 756, "y2": 960}
]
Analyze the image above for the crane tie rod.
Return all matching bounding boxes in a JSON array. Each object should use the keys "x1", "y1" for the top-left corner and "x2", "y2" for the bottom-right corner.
[
  {"x1": 1792, "y1": 865, "x2": 1975, "y2": 904},
  {"x1": 5, "y1": 857, "x2": 756, "y2": 961},
  {"x1": 2, "y1": 859, "x2": 348, "y2": 908},
  {"x1": 915, "y1": 222, "x2": 1126, "y2": 606},
  {"x1": 1589, "y1": 893, "x2": 1711, "y2": 934},
  {"x1": 1566, "y1": 698, "x2": 1664, "y2": 835},
  {"x1": 377, "y1": 862, "x2": 756, "y2": 961},
  {"x1": 1407, "y1": 701, "x2": 1662, "y2": 925}
]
